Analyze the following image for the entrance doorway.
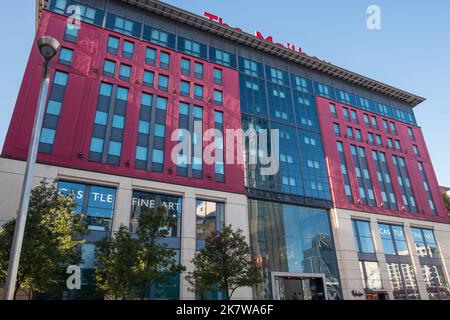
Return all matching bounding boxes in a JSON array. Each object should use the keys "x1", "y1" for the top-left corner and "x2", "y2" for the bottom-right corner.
[{"x1": 271, "y1": 273, "x2": 327, "y2": 300}]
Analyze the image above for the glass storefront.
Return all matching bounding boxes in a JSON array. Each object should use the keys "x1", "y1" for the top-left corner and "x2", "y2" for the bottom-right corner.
[
  {"x1": 196, "y1": 199, "x2": 224, "y2": 250},
  {"x1": 57, "y1": 180, "x2": 117, "y2": 299},
  {"x1": 248, "y1": 199, "x2": 342, "y2": 300},
  {"x1": 130, "y1": 190, "x2": 183, "y2": 299}
]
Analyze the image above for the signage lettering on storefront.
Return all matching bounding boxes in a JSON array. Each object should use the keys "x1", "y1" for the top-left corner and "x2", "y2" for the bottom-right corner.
[
  {"x1": 132, "y1": 197, "x2": 181, "y2": 211},
  {"x1": 203, "y1": 11, "x2": 329, "y2": 63}
]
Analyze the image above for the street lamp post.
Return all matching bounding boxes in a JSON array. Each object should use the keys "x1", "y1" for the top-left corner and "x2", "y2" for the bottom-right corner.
[{"x1": 3, "y1": 36, "x2": 60, "y2": 300}]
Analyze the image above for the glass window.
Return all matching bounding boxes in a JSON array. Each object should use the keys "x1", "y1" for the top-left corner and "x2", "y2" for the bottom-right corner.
[
  {"x1": 194, "y1": 84, "x2": 203, "y2": 100},
  {"x1": 154, "y1": 124, "x2": 165, "y2": 138},
  {"x1": 359, "y1": 261, "x2": 383, "y2": 290},
  {"x1": 46, "y1": 100, "x2": 62, "y2": 116},
  {"x1": 54, "y1": 71, "x2": 68, "y2": 86},
  {"x1": 158, "y1": 75, "x2": 169, "y2": 91},
  {"x1": 108, "y1": 141, "x2": 122, "y2": 156},
  {"x1": 387, "y1": 263, "x2": 419, "y2": 300},
  {"x1": 136, "y1": 146, "x2": 148, "y2": 161},
  {"x1": 116, "y1": 87, "x2": 129, "y2": 101},
  {"x1": 421, "y1": 265, "x2": 450, "y2": 300},
  {"x1": 107, "y1": 36, "x2": 119, "y2": 55},
  {"x1": 64, "y1": 24, "x2": 78, "y2": 42},
  {"x1": 146, "y1": 47, "x2": 156, "y2": 65},
  {"x1": 333, "y1": 123, "x2": 340, "y2": 136},
  {"x1": 248, "y1": 200, "x2": 342, "y2": 300},
  {"x1": 353, "y1": 220, "x2": 375, "y2": 253},
  {"x1": 40, "y1": 128, "x2": 56, "y2": 144},
  {"x1": 196, "y1": 200, "x2": 224, "y2": 249},
  {"x1": 122, "y1": 40, "x2": 134, "y2": 59},
  {"x1": 214, "y1": 90, "x2": 223, "y2": 106},
  {"x1": 90, "y1": 137, "x2": 104, "y2": 153},
  {"x1": 329, "y1": 103, "x2": 337, "y2": 117},
  {"x1": 180, "y1": 81, "x2": 190, "y2": 97},
  {"x1": 214, "y1": 68, "x2": 223, "y2": 84},
  {"x1": 194, "y1": 62, "x2": 203, "y2": 79},
  {"x1": 112, "y1": 115, "x2": 125, "y2": 129},
  {"x1": 181, "y1": 58, "x2": 190, "y2": 75},
  {"x1": 160, "y1": 52, "x2": 170, "y2": 69},
  {"x1": 156, "y1": 97, "x2": 167, "y2": 110},
  {"x1": 378, "y1": 224, "x2": 409, "y2": 256},
  {"x1": 59, "y1": 47, "x2": 73, "y2": 64},
  {"x1": 141, "y1": 93, "x2": 153, "y2": 107},
  {"x1": 103, "y1": 59, "x2": 116, "y2": 76},
  {"x1": 152, "y1": 149, "x2": 164, "y2": 164},
  {"x1": 143, "y1": 70, "x2": 154, "y2": 87},
  {"x1": 119, "y1": 64, "x2": 131, "y2": 81},
  {"x1": 138, "y1": 120, "x2": 150, "y2": 134},
  {"x1": 94, "y1": 111, "x2": 108, "y2": 125}
]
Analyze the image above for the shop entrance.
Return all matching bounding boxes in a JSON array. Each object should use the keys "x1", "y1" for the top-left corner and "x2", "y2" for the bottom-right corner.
[{"x1": 271, "y1": 273, "x2": 327, "y2": 300}]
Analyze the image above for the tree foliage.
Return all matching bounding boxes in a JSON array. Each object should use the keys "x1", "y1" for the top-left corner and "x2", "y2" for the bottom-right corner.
[
  {"x1": 187, "y1": 225, "x2": 263, "y2": 300},
  {"x1": 443, "y1": 192, "x2": 450, "y2": 214},
  {"x1": 94, "y1": 206, "x2": 185, "y2": 300},
  {"x1": 0, "y1": 181, "x2": 87, "y2": 299}
]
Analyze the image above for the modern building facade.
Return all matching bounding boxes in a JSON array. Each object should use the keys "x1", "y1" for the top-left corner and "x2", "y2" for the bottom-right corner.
[{"x1": 0, "y1": 0, "x2": 449, "y2": 300}]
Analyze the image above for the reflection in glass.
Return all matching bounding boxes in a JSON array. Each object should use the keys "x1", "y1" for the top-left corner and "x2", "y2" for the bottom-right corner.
[
  {"x1": 387, "y1": 263, "x2": 420, "y2": 300},
  {"x1": 359, "y1": 261, "x2": 383, "y2": 290},
  {"x1": 248, "y1": 200, "x2": 342, "y2": 300},
  {"x1": 422, "y1": 265, "x2": 450, "y2": 300},
  {"x1": 130, "y1": 191, "x2": 182, "y2": 237},
  {"x1": 196, "y1": 200, "x2": 224, "y2": 246}
]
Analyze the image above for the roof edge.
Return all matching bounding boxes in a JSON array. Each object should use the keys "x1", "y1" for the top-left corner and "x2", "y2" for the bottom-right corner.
[{"x1": 37, "y1": 0, "x2": 426, "y2": 107}]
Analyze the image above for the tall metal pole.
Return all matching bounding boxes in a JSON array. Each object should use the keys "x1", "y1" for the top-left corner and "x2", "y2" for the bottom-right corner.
[{"x1": 2, "y1": 61, "x2": 51, "y2": 300}]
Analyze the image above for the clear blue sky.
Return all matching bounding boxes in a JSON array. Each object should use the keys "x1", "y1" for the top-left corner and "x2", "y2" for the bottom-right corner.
[{"x1": 0, "y1": 0, "x2": 449, "y2": 185}]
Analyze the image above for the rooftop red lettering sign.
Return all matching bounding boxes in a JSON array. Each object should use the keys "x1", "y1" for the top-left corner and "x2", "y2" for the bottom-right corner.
[{"x1": 203, "y1": 11, "x2": 329, "y2": 63}]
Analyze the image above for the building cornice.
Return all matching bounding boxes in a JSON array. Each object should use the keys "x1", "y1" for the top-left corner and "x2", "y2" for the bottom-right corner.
[{"x1": 38, "y1": 0, "x2": 425, "y2": 107}]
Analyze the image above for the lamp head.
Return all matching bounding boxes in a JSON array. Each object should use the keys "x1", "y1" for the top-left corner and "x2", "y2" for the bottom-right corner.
[{"x1": 37, "y1": 36, "x2": 60, "y2": 61}]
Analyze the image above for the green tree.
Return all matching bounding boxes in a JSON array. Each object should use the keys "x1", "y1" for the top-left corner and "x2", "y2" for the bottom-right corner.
[
  {"x1": 0, "y1": 181, "x2": 87, "y2": 300},
  {"x1": 94, "y1": 226, "x2": 140, "y2": 300},
  {"x1": 187, "y1": 225, "x2": 263, "y2": 300},
  {"x1": 134, "y1": 206, "x2": 185, "y2": 300},
  {"x1": 443, "y1": 192, "x2": 450, "y2": 214},
  {"x1": 94, "y1": 206, "x2": 185, "y2": 300}
]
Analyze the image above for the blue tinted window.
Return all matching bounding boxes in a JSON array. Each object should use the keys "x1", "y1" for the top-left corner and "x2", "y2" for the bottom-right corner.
[
  {"x1": 116, "y1": 87, "x2": 129, "y2": 101},
  {"x1": 214, "y1": 90, "x2": 223, "y2": 105},
  {"x1": 122, "y1": 41, "x2": 134, "y2": 57},
  {"x1": 100, "y1": 83, "x2": 113, "y2": 96},
  {"x1": 119, "y1": 64, "x2": 131, "y2": 80},
  {"x1": 40, "y1": 128, "x2": 56, "y2": 144},
  {"x1": 154, "y1": 124, "x2": 166, "y2": 137},
  {"x1": 103, "y1": 60, "x2": 116, "y2": 75},
  {"x1": 112, "y1": 115, "x2": 125, "y2": 129},
  {"x1": 214, "y1": 112, "x2": 223, "y2": 124},
  {"x1": 90, "y1": 138, "x2": 104, "y2": 153},
  {"x1": 158, "y1": 75, "x2": 169, "y2": 90},
  {"x1": 138, "y1": 121, "x2": 150, "y2": 134},
  {"x1": 59, "y1": 47, "x2": 73, "y2": 64},
  {"x1": 136, "y1": 146, "x2": 148, "y2": 161},
  {"x1": 108, "y1": 36, "x2": 119, "y2": 51},
  {"x1": 153, "y1": 149, "x2": 164, "y2": 164},
  {"x1": 156, "y1": 97, "x2": 167, "y2": 110},
  {"x1": 47, "y1": 100, "x2": 62, "y2": 116},
  {"x1": 54, "y1": 71, "x2": 68, "y2": 86},
  {"x1": 108, "y1": 141, "x2": 122, "y2": 156},
  {"x1": 143, "y1": 71, "x2": 154, "y2": 87},
  {"x1": 95, "y1": 111, "x2": 108, "y2": 125},
  {"x1": 141, "y1": 93, "x2": 152, "y2": 107}
]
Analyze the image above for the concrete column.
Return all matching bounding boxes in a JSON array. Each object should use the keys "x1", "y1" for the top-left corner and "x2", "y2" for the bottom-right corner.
[
  {"x1": 225, "y1": 194, "x2": 252, "y2": 300},
  {"x1": 179, "y1": 188, "x2": 196, "y2": 300},
  {"x1": 111, "y1": 178, "x2": 132, "y2": 232}
]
